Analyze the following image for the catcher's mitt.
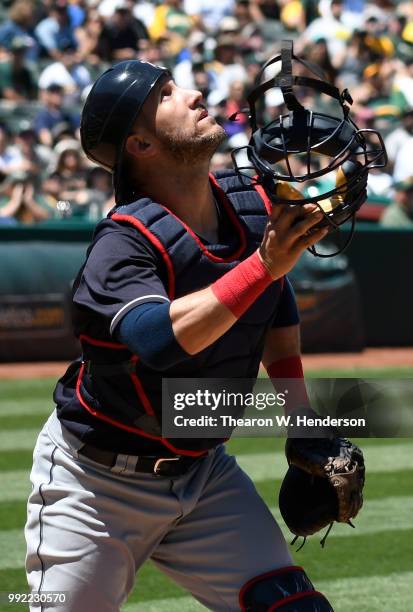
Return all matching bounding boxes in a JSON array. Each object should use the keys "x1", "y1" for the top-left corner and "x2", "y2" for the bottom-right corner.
[{"x1": 279, "y1": 434, "x2": 365, "y2": 548}]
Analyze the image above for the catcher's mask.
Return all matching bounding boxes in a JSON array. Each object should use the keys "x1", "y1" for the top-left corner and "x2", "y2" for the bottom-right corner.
[{"x1": 230, "y1": 40, "x2": 387, "y2": 257}]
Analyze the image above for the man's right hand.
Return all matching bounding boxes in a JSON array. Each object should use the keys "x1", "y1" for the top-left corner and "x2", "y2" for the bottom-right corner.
[{"x1": 258, "y1": 203, "x2": 328, "y2": 279}]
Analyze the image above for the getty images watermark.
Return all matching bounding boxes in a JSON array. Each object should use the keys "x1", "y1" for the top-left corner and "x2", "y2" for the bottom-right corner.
[
  {"x1": 161, "y1": 378, "x2": 413, "y2": 438},
  {"x1": 172, "y1": 389, "x2": 365, "y2": 429},
  {"x1": 173, "y1": 387, "x2": 287, "y2": 430},
  {"x1": 173, "y1": 388, "x2": 287, "y2": 411}
]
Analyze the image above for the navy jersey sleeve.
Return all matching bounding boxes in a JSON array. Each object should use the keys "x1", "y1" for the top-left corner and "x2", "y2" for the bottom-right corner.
[
  {"x1": 272, "y1": 276, "x2": 300, "y2": 328},
  {"x1": 72, "y1": 226, "x2": 170, "y2": 337}
]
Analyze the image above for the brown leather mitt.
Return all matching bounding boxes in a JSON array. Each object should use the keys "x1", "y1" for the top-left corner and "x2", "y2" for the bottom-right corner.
[{"x1": 279, "y1": 435, "x2": 365, "y2": 545}]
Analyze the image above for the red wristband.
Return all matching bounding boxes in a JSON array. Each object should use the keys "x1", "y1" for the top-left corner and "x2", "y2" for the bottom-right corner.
[
  {"x1": 266, "y1": 355, "x2": 304, "y2": 379},
  {"x1": 211, "y1": 251, "x2": 273, "y2": 318},
  {"x1": 266, "y1": 355, "x2": 309, "y2": 411}
]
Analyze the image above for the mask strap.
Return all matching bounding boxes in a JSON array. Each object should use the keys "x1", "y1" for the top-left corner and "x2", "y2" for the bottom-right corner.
[
  {"x1": 279, "y1": 40, "x2": 304, "y2": 112},
  {"x1": 246, "y1": 40, "x2": 352, "y2": 130}
]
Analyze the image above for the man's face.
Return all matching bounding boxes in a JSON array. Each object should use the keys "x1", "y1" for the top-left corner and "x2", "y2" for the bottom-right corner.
[
  {"x1": 62, "y1": 49, "x2": 77, "y2": 67},
  {"x1": 114, "y1": 8, "x2": 131, "y2": 27},
  {"x1": 147, "y1": 78, "x2": 226, "y2": 164},
  {"x1": 46, "y1": 89, "x2": 63, "y2": 107},
  {"x1": 17, "y1": 132, "x2": 35, "y2": 153},
  {"x1": 331, "y1": 0, "x2": 343, "y2": 18},
  {"x1": 55, "y1": 7, "x2": 70, "y2": 26}
]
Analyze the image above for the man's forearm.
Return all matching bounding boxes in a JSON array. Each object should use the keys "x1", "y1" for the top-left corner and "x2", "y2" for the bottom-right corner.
[
  {"x1": 262, "y1": 325, "x2": 309, "y2": 415},
  {"x1": 170, "y1": 250, "x2": 273, "y2": 354},
  {"x1": 170, "y1": 285, "x2": 237, "y2": 355}
]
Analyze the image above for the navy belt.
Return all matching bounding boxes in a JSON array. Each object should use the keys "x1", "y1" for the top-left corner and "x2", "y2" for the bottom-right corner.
[{"x1": 78, "y1": 443, "x2": 205, "y2": 476}]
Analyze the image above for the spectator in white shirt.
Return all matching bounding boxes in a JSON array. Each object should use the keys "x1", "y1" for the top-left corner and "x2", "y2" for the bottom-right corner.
[{"x1": 38, "y1": 42, "x2": 91, "y2": 103}]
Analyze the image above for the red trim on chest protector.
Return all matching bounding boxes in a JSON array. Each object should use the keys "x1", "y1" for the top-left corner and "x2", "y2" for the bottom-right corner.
[
  {"x1": 151, "y1": 174, "x2": 247, "y2": 263},
  {"x1": 75, "y1": 361, "x2": 208, "y2": 457},
  {"x1": 80, "y1": 337, "x2": 155, "y2": 416},
  {"x1": 252, "y1": 179, "x2": 273, "y2": 214},
  {"x1": 208, "y1": 173, "x2": 247, "y2": 260},
  {"x1": 250, "y1": 178, "x2": 286, "y2": 291},
  {"x1": 269, "y1": 591, "x2": 329, "y2": 611},
  {"x1": 80, "y1": 334, "x2": 127, "y2": 349},
  {"x1": 111, "y1": 213, "x2": 176, "y2": 299},
  {"x1": 128, "y1": 355, "x2": 155, "y2": 416}
]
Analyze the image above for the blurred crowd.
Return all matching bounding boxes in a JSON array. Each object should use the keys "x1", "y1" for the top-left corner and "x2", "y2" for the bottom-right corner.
[{"x1": 1, "y1": 0, "x2": 413, "y2": 227}]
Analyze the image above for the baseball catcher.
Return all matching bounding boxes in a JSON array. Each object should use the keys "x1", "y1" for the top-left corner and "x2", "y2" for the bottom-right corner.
[{"x1": 24, "y1": 40, "x2": 380, "y2": 612}]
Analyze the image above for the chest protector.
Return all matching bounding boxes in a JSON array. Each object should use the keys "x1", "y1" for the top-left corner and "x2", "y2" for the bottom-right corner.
[{"x1": 76, "y1": 171, "x2": 283, "y2": 454}]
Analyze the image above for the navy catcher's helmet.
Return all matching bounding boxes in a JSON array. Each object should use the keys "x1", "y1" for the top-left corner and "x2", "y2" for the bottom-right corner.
[
  {"x1": 80, "y1": 60, "x2": 170, "y2": 204},
  {"x1": 231, "y1": 40, "x2": 387, "y2": 256}
]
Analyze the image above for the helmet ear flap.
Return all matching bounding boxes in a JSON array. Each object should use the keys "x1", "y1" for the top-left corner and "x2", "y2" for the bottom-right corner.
[
  {"x1": 314, "y1": 158, "x2": 367, "y2": 226},
  {"x1": 327, "y1": 158, "x2": 366, "y2": 208},
  {"x1": 337, "y1": 159, "x2": 365, "y2": 189},
  {"x1": 271, "y1": 158, "x2": 367, "y2": 223},
  {"x1": 337, "y1": 158, "x2": 368, "y2": 210}
]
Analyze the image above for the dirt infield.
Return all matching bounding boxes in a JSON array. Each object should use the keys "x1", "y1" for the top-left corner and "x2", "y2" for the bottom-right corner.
[
  {"x1": 1, "y1": 348, "x2": 413, "y2": 379},
  {"x1": 303, "y1": 347, "x2": 413, "y2": 369}
]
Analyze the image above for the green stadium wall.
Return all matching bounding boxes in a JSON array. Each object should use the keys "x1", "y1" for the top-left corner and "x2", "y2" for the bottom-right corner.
[{"x1": 0, "y1": 222, "x2": 411, "y2": 361}]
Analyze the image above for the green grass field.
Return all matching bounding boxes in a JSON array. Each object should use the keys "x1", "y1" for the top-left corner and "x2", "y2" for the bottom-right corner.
[{"x1": 0, "y1": 372, "x2": 412, "y2": 611}]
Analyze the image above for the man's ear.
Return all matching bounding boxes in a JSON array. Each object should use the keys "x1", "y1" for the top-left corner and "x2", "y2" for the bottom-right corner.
[{"x1": 125, "y1": 133, "x2": 156, "y2": 159}]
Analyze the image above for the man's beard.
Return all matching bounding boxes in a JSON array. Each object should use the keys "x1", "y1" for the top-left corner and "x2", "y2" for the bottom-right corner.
[{"x1": 157, "y1": 123, "x2": 227, "y2": 164}]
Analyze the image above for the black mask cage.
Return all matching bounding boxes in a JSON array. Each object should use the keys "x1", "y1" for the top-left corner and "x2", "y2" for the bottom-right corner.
[{"x1": 230, "y1": 40, "x2": 387, "y2": 257}]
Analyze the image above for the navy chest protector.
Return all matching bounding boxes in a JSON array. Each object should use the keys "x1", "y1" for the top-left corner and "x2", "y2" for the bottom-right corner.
[{"x1": 76, "y1": 171, "x2": 283, "y2": 454}]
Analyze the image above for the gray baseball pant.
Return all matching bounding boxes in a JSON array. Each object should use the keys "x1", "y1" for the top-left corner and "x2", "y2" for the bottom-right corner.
[{"x1": 25, "y1": 410, "x2": 293, "y2": 611}]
